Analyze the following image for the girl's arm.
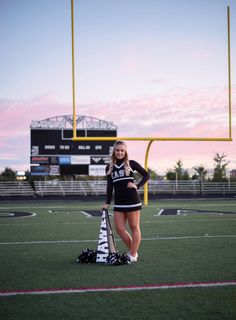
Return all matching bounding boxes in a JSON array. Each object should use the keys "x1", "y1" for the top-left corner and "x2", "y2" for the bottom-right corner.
[
  {"x1": 130, "y1": 160, "x2": 150, "y2": 189},
  {"x1": 101, "y1": 166, "x2": 113, "y2": 209}
]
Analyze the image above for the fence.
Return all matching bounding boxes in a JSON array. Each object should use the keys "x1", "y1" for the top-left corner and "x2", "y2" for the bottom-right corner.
[
  {"x1": 34, "y1": 180, "x2": 236, "y2": 197},
  {"x1": 148, "y1": 180, "x2": 236, "y2": 195},
  {"x1": 0, "y1": 180, "x2": 236, "y2": 198},
  {"x1": 34, "y1": 180, "x2": 106, "y2": 197},
  {"x1": 0, "y1": 181, "x2": 35, "y2": 197}
]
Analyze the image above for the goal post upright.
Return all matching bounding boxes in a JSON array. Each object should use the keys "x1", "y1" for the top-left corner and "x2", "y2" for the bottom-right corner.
[
  {"x1": 71, "y1": 0, "x2": 77, "y2": 140},
  {"x1": 227, "y1": 5, "x2": 232, "y2": 140}
]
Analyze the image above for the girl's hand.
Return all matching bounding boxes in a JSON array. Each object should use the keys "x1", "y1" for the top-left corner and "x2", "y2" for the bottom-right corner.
[
  {"x1": 101, "y1": 204, "x2": 109, "y2": 210},
  {"x1": 127, "y1": 182, "x2": 137, "y2": 190}
]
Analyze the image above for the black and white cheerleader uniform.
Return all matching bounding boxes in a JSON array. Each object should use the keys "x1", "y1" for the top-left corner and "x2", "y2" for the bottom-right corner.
[{"x1": 105, "y1": 159, "x2": 150, "y2": 212}]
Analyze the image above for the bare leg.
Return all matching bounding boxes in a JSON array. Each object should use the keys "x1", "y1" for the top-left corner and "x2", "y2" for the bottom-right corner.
[
  {"x1": 127, "y1": 210, "x2": 141, "y2": 256},
  {"x1": 114, "y1": 211, "x2": 132, "y2": 251}
]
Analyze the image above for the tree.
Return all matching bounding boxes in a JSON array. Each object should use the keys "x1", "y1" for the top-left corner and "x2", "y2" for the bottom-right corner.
[
  {"x1": 165, "y1": 159, "x2": 190, "y2": 180},
  {"x1": 212, "y1": 153, "x2": 229, "y2": 182},
  {"x1": 174, "y1": 159, "x2": 190, "y2": 180},
  {"x1": 193, "y1": 165, "x2": 208, "y2": 181},
  {"x1": 193, "y1": 165, "x2": 208, "y2": 193},
  {"x1": 181, "y1": 169, "x2": 190, "y2": 180},
  {"x1": 148, "y1": 168, "x2": 162, "y2": 180},
  {"x1": 0, "y1": 167, "x2": 17, "y2": 181},
  {"x1": 174, "y1": 160, "x2": 183, "y2": 180},
  {"x1": 165, "y1": 169, "x2": 176, "y2": 180}
]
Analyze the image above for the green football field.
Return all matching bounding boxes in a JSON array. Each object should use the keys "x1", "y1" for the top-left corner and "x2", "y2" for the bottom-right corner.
[{"x1": 0, "y1": 198, "x2": 236, "y2": 320}]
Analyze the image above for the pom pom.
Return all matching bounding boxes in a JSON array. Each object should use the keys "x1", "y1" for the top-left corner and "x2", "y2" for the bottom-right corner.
[
  {"x1": 77, "y1": 249, "x2": 97, "y2": 263},
  {"x1": 106, "y1": 252, "x2": 131, "y2": 266},
  {"x1": 77, "y1": 249, "x2": 131, "y2": 265}
]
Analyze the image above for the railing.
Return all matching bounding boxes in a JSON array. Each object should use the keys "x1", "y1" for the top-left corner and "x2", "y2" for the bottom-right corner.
[
  {"x1": 1, "y1": 180, "x2": 236, "y2": 198},
  {"x1": 33, "y1": 180, "x2": 236, "y2": 197},
  {"x1": 148, "y1": 180, "x2": 236, "y2": 195},
  {"x1": 0, "y1": 181, "x2": 35, "y2": 197},
  {"x1": 34, "y1": 180, "x2": 107, "y2": 197}
]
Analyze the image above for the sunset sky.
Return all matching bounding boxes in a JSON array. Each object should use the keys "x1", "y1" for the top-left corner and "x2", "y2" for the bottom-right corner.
[{"x1": 0, "y1": 0, "x2": 235, "y2": 176}]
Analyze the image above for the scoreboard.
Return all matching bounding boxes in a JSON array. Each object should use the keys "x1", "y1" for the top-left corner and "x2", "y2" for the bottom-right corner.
[{"x1": 30, "y1": 128, "x2": 117, "y2": 176}]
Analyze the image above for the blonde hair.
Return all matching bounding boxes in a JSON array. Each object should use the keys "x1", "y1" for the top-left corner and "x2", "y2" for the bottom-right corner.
[{"x1": 107, "y1": 140, "x2": 131, "y2": 175}]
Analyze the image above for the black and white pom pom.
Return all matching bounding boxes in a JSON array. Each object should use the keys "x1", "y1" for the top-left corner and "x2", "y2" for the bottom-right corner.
[
  {"x1": 77, "y1": 249, "x2": 97, "y2": 263},
  {"x1": 77, "y1": 249, "x2": 131, "y2": 265},
  {"x1": 106, "y1": 252, "x2": 131, "y2": 266}
]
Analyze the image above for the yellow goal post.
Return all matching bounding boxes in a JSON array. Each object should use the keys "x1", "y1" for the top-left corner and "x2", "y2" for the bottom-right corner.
[{"x1": 70, "y1": 2, "x2": 233, "y2": 205}]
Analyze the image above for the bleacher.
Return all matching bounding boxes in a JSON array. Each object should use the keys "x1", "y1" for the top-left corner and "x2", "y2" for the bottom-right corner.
[
  {"x1": 0, "y1": 181, "x2": 35, "y2": 197},
  {"x1": 34, "y1": 180, "x2": 107, "y2": 197}
]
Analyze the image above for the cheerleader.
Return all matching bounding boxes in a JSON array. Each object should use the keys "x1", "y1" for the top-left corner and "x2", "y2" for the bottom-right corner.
[{"x1": 102, "y1": 140, "x2": 150, "y2": 262}]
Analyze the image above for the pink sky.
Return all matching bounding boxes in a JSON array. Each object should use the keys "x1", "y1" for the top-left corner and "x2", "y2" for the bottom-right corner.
[{"x1": 0, "y1": 85, "x2": 235, "y2": 176}]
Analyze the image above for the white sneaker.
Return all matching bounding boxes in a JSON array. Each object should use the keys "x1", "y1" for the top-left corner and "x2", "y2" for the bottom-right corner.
[
  {"x1": 128, "y1": 251, "x2": 138, "y2": 258},
  {"x1": 128, "y1": 252, "x2": 138, "y2": 262}
]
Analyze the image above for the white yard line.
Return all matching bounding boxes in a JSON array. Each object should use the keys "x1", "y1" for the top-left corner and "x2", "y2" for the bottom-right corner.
[
  {"x1": 156, "y1": 209, "x2": 164, "y2": 216},
  {"x1": 0, "y1": 281, "x2": 235, "y2": 297},
  {"x1": 0, "y1": 218, "x2": 235, "y2": 227},
  {"x1": 0, "y1": 235, "x2": 236, "y2": 246},
  {"x1": 80, "y1": 211, "x2": 92, "y2": 218}
]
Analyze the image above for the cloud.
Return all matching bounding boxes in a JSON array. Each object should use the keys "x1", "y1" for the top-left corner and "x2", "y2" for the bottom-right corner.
[
  {"x1": 87, "y1": 86, "x2": 232, "y2": 138},
  {"x1": 0, "y1": 85, "x2": 235, "y2": 173}
]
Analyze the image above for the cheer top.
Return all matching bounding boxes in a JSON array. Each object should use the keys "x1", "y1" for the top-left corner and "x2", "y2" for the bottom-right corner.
[{"x1": 105, "y1": 159, "x2": 150, "y2": 212}]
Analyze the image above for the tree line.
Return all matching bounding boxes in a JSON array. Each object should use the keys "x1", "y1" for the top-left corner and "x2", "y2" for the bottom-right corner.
[
  {"x1": 142, "y1": 152, "x2": 233, "y2": 182},
  {"x1": 164, "y1": 152, "x2": 231, "y2": 182},
  {"x1": 0, "y1": 152, "x2": 234, "y2": 182}
]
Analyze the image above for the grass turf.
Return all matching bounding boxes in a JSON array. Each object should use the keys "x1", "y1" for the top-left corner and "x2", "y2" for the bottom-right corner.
[{"x1": 0, "y1": 199, "x2": 236, "y2": 319}]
